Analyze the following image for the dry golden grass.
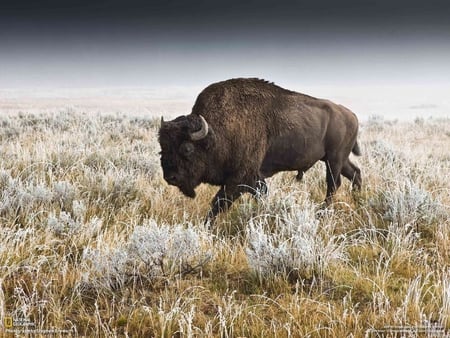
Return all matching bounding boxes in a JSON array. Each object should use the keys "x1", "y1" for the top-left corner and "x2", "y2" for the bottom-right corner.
[{"x1": 0, "y1": 111, "x2": 449, "y2": 337}]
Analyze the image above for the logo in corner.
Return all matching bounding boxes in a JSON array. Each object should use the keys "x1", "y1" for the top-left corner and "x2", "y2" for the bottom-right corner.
[{"x1": 4, "y1": 316, "x2": 13, "y2": 329}]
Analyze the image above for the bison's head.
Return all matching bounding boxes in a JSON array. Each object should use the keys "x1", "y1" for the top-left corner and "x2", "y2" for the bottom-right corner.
[{"x1": 158, "y1": 114, "x2": 212, "y2": 198}]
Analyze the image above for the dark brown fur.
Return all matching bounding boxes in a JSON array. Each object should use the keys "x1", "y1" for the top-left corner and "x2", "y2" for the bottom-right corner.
[{"x1": 159, "y1": 78, "x2": 361, "y2": 223}]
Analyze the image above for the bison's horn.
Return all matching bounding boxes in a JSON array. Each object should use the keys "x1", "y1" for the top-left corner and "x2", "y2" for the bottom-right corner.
[
  {"x1": 160, "y1": 116, "x2": 164, "y2": 126},
  {"x1": 190, "y1": 115, "x2": 209, "y2": 141}
]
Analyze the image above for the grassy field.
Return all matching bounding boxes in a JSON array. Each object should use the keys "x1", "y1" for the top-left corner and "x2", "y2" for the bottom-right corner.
[{"x1": 0, "y1": 111, "x2": 449, "y2": 337}]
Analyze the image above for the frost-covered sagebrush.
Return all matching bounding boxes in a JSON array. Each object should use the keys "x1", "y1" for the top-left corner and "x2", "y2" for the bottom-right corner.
[
  {"x1": 0, "y1": 170, "x2": 53, "y2": 217},
  {"x1": 47, "y1": 211, "x2": 81, "y2": 237},
  {"x1": 128, "y1": 220, "x2": 212, "y2": 276},
  {"x1": 53, "y1": 180, "x2": 77, "y2": 209},
  {"x1": 81, "y1": 219, "x2": 212, "y2": 290},
  {"x1": 378, "y1": 179, "x2": 442, "y2": 226},
  {"x1": 246, "y1": 201, "x2": 346, "y2": 278},
  {"x1": 82, "y1": 247, "x2": 130, "y2": 290}
]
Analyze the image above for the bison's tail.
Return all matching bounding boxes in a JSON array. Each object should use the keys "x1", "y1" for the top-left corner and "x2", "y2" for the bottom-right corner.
[{"x1": 352, "y1": 140, "x2": 362, "y2": 156}]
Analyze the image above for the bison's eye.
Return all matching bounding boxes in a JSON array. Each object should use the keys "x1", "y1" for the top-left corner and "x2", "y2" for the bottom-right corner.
[{"x1": 179, "y1": 142, "x2": 195, "y2": 157}]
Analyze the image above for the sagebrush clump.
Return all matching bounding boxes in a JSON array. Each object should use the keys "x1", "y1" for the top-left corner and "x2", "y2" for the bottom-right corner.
[{"x1": 246, "y1": 199, "x2": 346, "y2": 279}]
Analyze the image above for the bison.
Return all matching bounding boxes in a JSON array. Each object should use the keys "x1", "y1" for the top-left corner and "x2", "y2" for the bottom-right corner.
[{"x1": 159, "y1": 78, "x2": 361, "y2": 223}]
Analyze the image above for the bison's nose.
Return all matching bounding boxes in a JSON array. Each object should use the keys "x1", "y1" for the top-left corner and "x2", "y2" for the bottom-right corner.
[{"x1": 164, "y1": 174, "x2": 178, "y2": 185}]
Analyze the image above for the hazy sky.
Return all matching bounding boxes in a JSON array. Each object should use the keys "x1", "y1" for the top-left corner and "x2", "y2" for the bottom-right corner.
[{"x1": 1, "y1": 0, "x2": 450, "y2": 89}]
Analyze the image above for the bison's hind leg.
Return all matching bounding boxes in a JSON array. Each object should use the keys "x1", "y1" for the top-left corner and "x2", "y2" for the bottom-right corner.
[
  {"x1": 325, "y1": 159, "x2": 343, "y2": 205},
  {"x1": 341, "y1": 159, "x2": 362, "y2": 191},
  {"x1": 296, "y1": 171, "x2": 303, "y2": 181}
]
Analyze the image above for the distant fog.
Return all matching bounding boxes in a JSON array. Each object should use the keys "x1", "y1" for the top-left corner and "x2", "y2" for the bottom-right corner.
[{"x1": 1, "y1": 0, "x2": 449, "y2": 119}]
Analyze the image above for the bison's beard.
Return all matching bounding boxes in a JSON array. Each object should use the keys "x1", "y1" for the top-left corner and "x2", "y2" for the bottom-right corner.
[{"x1": 178, "y1": 184, "x2": 196, "y2": 198}]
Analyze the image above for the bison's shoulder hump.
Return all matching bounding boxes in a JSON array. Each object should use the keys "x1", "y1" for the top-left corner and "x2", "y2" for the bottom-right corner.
[{"x1": 204, "y1": 78, "x2": 297, "y2": 97}]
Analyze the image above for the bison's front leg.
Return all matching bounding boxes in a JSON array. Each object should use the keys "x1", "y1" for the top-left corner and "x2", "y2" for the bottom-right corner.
[
  {"x1": 206, "y1": 186, "x2": 229, "y2": 221},
  {"x1": 205, "y1": 178, "x2": 268, "y2": 226},
  {"x1": 205, "y1": 185, "x2": 240, "y2": 226}
]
